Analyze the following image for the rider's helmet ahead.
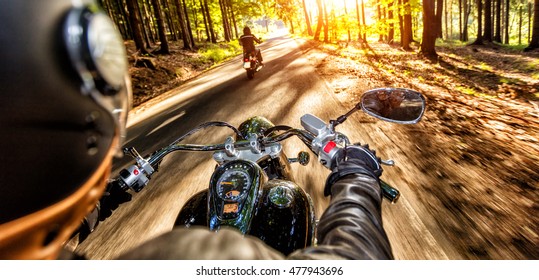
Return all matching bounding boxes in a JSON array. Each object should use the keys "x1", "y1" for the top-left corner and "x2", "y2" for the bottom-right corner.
[{"x1": 0, "y1": 0, "x2": 131, "y2": 259}]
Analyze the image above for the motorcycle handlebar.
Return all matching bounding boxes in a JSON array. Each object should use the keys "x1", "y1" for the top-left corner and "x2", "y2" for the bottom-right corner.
[
  {"x1": 146, "y1": 128, "x2": 315, "y2": 168},
  {"x1": 116, "y1": 124, "x2": 400, "y2": 203}
]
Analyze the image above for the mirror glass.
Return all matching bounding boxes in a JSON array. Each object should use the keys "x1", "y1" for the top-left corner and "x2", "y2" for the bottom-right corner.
[{"x1": 360, "y1": 88, "x2": 425, "y2": 124}]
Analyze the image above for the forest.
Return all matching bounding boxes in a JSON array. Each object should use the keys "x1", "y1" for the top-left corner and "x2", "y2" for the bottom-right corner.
[{"x1": 99, "y1": 0, "x2": 539, "y2": 59}]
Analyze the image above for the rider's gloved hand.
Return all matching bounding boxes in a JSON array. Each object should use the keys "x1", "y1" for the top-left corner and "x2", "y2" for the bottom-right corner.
[
  {"x1": 99, "y1": 180, "x2": 132, "y2": 221},
  {"x1": 74, "y1": 181, "x2": 132, "y2": 243},
  {"x1": 344, "y1": 144, "x2": 383, "y2": 177},
  {"x1": 324, "y1": 144, "x2": 382, "y2": 196}
]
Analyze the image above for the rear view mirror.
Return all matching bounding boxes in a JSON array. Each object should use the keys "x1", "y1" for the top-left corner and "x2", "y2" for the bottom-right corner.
[{"x1": 360, "y1": 88, "x2": 426, "y2": 124}]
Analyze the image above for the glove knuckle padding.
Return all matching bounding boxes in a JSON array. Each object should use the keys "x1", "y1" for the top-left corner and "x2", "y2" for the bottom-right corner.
[{"x1": 324, "y1": 145, "x2": 384, "y2": 197}]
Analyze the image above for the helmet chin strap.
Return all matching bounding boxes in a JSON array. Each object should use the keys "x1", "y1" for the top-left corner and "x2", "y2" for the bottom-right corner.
[{"x1": 0, "y1": 137, "x2": 117, "y2": 259}]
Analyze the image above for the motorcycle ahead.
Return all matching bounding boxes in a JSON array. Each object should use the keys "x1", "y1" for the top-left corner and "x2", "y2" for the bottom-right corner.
[
  {"x1": 242, "y1": 50, "x2": 262, "y2": 80},
  {"x1": 86, "y1": 88, "x2": 426, "y2": 256}
]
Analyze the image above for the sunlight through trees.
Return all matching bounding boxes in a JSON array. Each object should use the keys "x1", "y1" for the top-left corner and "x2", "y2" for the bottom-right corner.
[{"x1": 98, "y1": 0, "x2": 538, "y2": 54}]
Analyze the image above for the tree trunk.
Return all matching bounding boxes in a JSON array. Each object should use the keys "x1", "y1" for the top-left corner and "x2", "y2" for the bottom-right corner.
[
  {"x1": 314, "y1": 0, "x2": 324, "y2": 40},
  {"x1": 150, "y1": 0, "x2": 170, "y2": 54},
  {"x1": 356, "y1": 0, "x2": 362, "y2": 41},
  {"x1": 126, "y1": 0, "x2": 149, "y2": 54},
  {"x1": 219, "y1": 0, "x2": 231, "y2": 41},
  {"x1": 388, "y1": 1, "x2": 394, "y2": 43},
  {"x1": 106, "y1": 0, "x2": 132, "y2": 39},
  {"x1": 203, "y1": 0, "x2": 217, "y2": 43},
  {"x1": 494, "y1": 0, "x2": 502, "y2": 41},
  {"x1": 323, "y1": 0, "x2": 329, "y2": 42},
  {"x1": 361, "y1": 0, "x2": 367, "y2": 41},
  {"x1": 162, "y1": 0, "x2": 177, "y2": 41},
  {"x1": 378, "y1": 1, "x2": 384, "y2": 42},
  {"x1": 484, "y1": 0, "x2": 493, "y2": 41},
  {"x1": 529, "y1": 1, "x2": 533, "y2": 43},
  {"x1": 344, "y1": 0, "x2": 352, "y2": 42},
  {"x1": 402, "y1": 0, "x2": 413, "y2": 50},
  {"x1": 227, "y1": 0, "x2": 239, "y2": 39},
  {"x1": 420, "y1": 0, "x2": 438, "y2": 59},
  {"x1": 302, "y1": 0, "x2": 313, "y2": 36},
  {"x1": 525, "y1": 0, "x2": 539, "y2": 50},
  {"x1": 518, "y1": 2, "x2": 523, "y2": 45},
  {"x1": 459, "y1": 0, "x2": 462, "y2": 39},
  {"x1": 435, "y1": 0, "x2": 443, "y2": 38},
  {"x1": 142, "y1": 0, "x2": 157, "y2": 45},
  {"x1": 445, "y1": 0, "x2": 450, "y2": 39},
  {"x1": 199, "y1": 0, "x2": 210, "y2": 41},
  {"x1": 137, "y1": 0, "x2": 152, "y2": 49},
  {"x1": 191, "y1": 0, "x2": 200, "y2": 41},
  {"x1": 181, "y1": 0, "x2": 196, "y2": 48},
  {"x1": 399, "y1": 0, "x2": 404, "y2": 45},
  {"x1": 504, "y1": 0, "x2": 509, "y2": 44},
  {"x1": 462, "y1": 0, "x2": 470, "y2": 41},
  {"x1": 174, "y1": 0, "x2": 193, "y2": 49},
  {"x1": 472, "y1": 0, "x2": 484, "y2": 44}
]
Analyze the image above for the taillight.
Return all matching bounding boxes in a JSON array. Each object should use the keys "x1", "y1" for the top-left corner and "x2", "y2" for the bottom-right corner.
[{"x1": 244, "y1": 58, "x2": 249, "y2": 62}]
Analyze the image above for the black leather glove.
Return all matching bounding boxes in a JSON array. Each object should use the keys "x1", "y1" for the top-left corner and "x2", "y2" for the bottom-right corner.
[
  {"x1": 324, "y1": 144, "x2": 382, "y2": 196},
  {"x1": 73, "y1": 180, "x2": 132, "y2": 244},
  {"x1": 99, "y1": 180, "x2": 132, "y2": 221},
  {"x1": 344, "y1": 144, "x2": 382, "y2": 177}
]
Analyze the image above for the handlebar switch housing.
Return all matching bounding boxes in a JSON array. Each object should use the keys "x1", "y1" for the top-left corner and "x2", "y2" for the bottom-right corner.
[
  {"x1": 125, "y1": 147, "x2": 155, "y2": 176},
  {"x1": 119, "y1": 165, "x2": 150, "y2": 192},
  {"x1": 317, "y1": 141, "x2": 344, "y2": 169},
  {"x1": 301, "y1": 114, "x2": 346, "y2": 169}
]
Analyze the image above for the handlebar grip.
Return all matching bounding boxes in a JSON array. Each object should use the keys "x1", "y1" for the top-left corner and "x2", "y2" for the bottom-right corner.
[{"x1": 380, "y1": 180, "x2": 400, "y2": 204}]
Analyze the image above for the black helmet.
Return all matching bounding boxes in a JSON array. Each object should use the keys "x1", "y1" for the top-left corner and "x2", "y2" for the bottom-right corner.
[
  {"x1": 243, "y1": 26, "x2": 252, "y2": 35},
  {"x1": 0, "y1": 0, "x2": 131, "y2": 259}
]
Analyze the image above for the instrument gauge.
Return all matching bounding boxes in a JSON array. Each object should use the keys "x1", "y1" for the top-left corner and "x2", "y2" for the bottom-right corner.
[{"x1": 217, "y1": 169, "x2": 251, "y2": 201}]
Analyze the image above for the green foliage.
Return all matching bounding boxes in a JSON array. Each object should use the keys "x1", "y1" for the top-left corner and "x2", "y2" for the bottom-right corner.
[
  {"x1": 498, "y1": 77, "x2": 529, "y2": 85},
  {"x1": 436, "y1": 40, "x2": 469, "y2": 47},
  {"x1": 456, "y1": 86, "x2": 496, "y2": 99},
  {"x1": 198, "y1": 41, "x2": 242, "y2": 64},
  {"x1": 477, "y1": 62, "x2": 493, "y2": 71}
]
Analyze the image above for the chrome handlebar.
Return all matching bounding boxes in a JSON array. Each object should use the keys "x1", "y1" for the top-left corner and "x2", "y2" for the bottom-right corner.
[{"x1": 113, "y1": 115, "x2": 401, "y2": 203}]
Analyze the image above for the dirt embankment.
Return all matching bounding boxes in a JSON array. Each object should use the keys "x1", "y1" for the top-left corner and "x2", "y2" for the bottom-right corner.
[{"x1": 126, "y1": 42, "x2": 215, "y2": 108}]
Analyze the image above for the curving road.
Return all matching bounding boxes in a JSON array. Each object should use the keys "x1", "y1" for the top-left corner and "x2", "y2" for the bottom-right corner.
[{"x1": 74, "y1": 35, "x2": 462, "y2": 260}]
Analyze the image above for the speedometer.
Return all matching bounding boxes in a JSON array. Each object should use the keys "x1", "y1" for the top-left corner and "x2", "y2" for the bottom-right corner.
[{"x1": 217, "y1": 169, "x2": 251, "y2": 201}]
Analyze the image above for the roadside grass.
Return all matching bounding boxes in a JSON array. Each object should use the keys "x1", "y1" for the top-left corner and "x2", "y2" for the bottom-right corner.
[{"x1": 198, "y1": 41, "x2": 242, "y2": 64}]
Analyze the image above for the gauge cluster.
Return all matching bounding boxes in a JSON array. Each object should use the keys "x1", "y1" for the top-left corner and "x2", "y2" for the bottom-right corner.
[
  {"x1": 217, "y1": 167, "x2": 251, "y2": 201},
  {"x1": 209, "y1": 160, "x2": 263, "y2": 223}
]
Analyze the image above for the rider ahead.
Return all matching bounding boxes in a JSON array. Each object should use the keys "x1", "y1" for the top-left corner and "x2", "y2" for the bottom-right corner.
[{"x1": 239, "y1": 26, "x2": 264, "y2": 66}]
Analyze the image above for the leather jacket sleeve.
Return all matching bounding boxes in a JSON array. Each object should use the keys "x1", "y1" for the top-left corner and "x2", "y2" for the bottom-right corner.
[
  {"x1": 117, "y1": 226, "x2": 284, "y2": 260},
  {"x1": 288, "y1": 160, "x2": 394, "y2": 260},
  {"x1": 253, "y1": 35, "x2": 261, "y2": 44}
]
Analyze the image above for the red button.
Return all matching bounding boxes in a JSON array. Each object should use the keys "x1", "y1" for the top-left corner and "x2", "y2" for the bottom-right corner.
[
  {"x1": 133, "y1": 169, "x2": 139, "y2": 175},
  {"x1": 323, "y1": 141, "x2": 337, "y2": 153}
]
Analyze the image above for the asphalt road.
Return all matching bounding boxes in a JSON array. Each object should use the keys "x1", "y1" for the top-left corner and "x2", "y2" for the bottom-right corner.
[{"x1": 74, "y1": 35, "x2": 461, "y2": 260}]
